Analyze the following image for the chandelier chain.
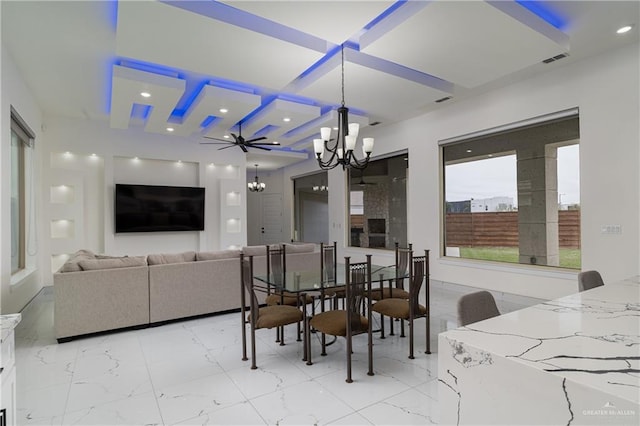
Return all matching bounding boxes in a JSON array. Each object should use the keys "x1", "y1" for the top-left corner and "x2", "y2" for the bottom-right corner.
[{"x1": 341, "y1": 45, "x2": 345, "y2": 107}]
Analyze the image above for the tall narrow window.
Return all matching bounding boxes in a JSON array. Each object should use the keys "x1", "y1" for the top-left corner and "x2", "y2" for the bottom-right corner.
[
  {"x1": 10, "y1": 111, "x2": 34, "y2": 275},
  {"x1": 442, "y1": 111, "x2": 581, "y2": 269},
  {"x1": 348, "y1": 152, "x2": 408, "y2": 249}
]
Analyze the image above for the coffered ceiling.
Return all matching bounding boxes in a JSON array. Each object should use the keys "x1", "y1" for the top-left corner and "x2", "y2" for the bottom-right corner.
[{"x1": 2, "y1": 1, "x2": 638, "y2": 170}]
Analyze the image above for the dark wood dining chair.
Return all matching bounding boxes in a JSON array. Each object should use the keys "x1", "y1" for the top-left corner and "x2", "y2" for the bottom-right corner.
[
  {"x1": 264, "y1": 244, "x2": 313, "y2": 342},
  {"x1": 370, "y1": 242, "x2": 412, "y2": 336},
  {"x1": 372, "y1": 250, "x2": 431, "y2": 358},
  {"x1": 456, "y1": 291, "x2": 500, "y2": 327},
  {"x1": 578, "y1": 270, "x2": 604, "y2": 292},
  {"x1": 240, "y1": 254, "x2": 305, "y2": 369},
  {"x1": 305, "y1": 255, "x2": 374, "y2": 383}
]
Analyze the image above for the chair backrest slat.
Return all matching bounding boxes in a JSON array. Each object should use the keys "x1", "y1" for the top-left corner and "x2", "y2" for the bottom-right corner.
[
  {"x1": 345, "y1": 255, "x2": 372, "y2": 333},
  {"x1": 321, "y1": 241, "x2": 337, "y2": 284},
  {"x1": 241, "y1": 256, "x2": 260, "y2": 325},
  {"x1": 395, "y1": 242, "x2": 412, "y2": 289},
  {"x1": 266, "y1": 244, "x2": 285, "y2": 288}
]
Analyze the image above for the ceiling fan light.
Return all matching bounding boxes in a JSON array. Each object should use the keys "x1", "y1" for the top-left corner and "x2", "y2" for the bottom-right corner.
[{"x1": 320, "y1": 127, "x2": 332, "y2": 141}]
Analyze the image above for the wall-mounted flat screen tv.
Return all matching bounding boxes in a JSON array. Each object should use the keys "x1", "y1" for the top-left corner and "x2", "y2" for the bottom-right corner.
[{"x1": 115, "y1": 184, "x2": 205, "y2": 233}]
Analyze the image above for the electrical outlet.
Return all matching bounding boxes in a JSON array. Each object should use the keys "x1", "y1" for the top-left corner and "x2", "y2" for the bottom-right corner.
[{"x1": 601, "y1": 225, "x2": 622, "y2": 234}]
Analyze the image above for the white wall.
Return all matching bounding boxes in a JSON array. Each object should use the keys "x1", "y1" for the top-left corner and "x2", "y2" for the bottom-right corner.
[
  {"x1": 1, "y1": 47, "x2": 44, "y2": 313},
  {"x1": 39, "y1": 116, "x2": 248, "y2": 284},
  {"x1": 282, "y1": 43, "x2": 640, "y2": 300}
]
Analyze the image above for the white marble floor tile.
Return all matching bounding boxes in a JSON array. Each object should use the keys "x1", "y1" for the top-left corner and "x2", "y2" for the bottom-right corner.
[
  {"x1": 65, "y1": 362, "x2": 154, "y2": 413},
  {"x1": 154, "y1": 371, "x2": 247, "y2": 425},
  {"x1": 62, "y1": 391, "x2": 163, "y2": 425},
  {"x1": 17, "y1": 357, "x2": 75, "y2": 393},
  {"x1": 147, "y1": 350, "x2": 224, "y2": 390},
  {"x1": 173, "y1": 400, "x2": 266, "y2": 425},
  {"x1": 314, "y1": 365, "x2": 412, "y2": 411},
  {"x1": 16, "y1": 382, "x2": 70, "y2": 425},
  {"x1": 327, "y1": 412, "x2": 374, "y2": 425},
  {"x1": 225, "y1": 354, "x2": 311, "y2": 399},
  {"x1": 249, "y1": 380, "x2": 354, "y2": 425},
  {"x1": 358, "y1": 387, "x2": 439, "y2": 425}
]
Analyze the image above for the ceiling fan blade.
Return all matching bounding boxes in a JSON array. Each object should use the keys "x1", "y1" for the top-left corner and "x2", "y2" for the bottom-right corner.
[
  {"x1": 218, "y1": 145, "x2": 235, "y2": 151},
  {"x1": 230, "y1": 133, "x2": 240, "y2": 143},
  {"x1": 201, "y1": 141, "x2": 232, "y2": 145},
  {"x1": 248, "y1": 145, "x2": 271, "y2": 151},
  {"x1": 202, "y1": 136, "x2": 230, "y2": 143},
  {"x1": 245, "y1": 136, "x2": 267, "y2": 143},
  {"x1": 240, "y1": 144, "x2": 248, "y2": 153},
  {"x1": 249, "y1": 141, "x2": 279, "y2": 146}
]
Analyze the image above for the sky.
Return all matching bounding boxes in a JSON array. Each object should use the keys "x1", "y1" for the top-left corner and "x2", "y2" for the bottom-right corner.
[{"x1": 445, "y1": 144, "x2": 580, "y2": 206}]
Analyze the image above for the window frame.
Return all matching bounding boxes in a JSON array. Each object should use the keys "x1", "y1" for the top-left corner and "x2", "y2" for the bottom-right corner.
[
  {"x1": 439, "y1": 108, "x2": 581, "y2": 269},
  {"x1": 10, "y1": 108, "x2": 35, "y2": 275}
]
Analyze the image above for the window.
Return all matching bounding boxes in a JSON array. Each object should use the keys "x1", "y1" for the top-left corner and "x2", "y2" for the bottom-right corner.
[
  {"x1": 442, "y1": 111, "x2": 580, "y2": 269},
  {"x1": 10, "y1": 110, "x2": 34, "y2": 275},
  {"x1": 348, "y1": 153, "x2": 408, "y2": 249}
]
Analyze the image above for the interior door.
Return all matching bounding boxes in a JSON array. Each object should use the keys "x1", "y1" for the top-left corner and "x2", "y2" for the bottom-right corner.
[{"x1": 261, "y1": 193, "x2": 283, "y2": 244}]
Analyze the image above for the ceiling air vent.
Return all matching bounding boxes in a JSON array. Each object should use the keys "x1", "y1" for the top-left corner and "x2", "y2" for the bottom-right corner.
[
  {"x1": 435, "y1": 96, "x2": 452, "y2": 103},
  {"x1": 542, "y1": 53, "x2": 569, "y2": 64}
]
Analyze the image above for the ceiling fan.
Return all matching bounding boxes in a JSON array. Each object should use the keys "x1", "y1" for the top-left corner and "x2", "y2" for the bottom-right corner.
[
  {"x1": 202, "y1": 122, "x2": 279, "y2": 153},
  {"x1": 352, "y1": 170, "x2": 377, "y2": 187}
]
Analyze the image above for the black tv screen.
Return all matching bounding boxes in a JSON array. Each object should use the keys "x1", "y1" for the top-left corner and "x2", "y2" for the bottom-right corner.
[{"x1": 115, "y1": 184, "x2": 205, "y2": 233}]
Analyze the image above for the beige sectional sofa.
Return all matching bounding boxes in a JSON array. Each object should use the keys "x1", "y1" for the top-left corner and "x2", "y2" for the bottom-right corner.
[{"x1": 53, "y1": 244, "x2": 318, "y2": 341}]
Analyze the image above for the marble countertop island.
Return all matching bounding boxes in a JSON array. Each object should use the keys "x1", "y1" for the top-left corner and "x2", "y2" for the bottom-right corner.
[
  {"x1": 1, "y1": 313, "x2": 21, "y2": 344},
  {"x1": 438, "y1": 276, "x2": 639, "y2": 425}
]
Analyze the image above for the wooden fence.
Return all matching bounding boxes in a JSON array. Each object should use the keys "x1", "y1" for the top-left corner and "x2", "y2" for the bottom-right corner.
[{"x1": 446, "y1": 210, "x2": 580, "y2": 249}]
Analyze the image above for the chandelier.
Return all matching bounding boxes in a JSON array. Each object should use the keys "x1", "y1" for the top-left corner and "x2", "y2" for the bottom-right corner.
[
  {"x1": 313, "y1": 185, "x2": 328, "y2": 192},
  {"x1": 247, "y1": 164, "x2": 265, "y2": 192},
  {"x1": 313, "y1": 46, "x2": 374, "y2": 170}
]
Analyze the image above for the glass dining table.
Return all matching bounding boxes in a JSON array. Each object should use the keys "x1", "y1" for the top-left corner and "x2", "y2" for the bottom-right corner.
[{"x1": 254, "y1": 263, "x2": 401, "y2": 293}]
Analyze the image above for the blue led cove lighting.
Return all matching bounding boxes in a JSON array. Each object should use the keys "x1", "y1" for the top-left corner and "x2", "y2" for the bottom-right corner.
[{"x1": 515, "y1": 0, "x2": 567, "y2": 29}]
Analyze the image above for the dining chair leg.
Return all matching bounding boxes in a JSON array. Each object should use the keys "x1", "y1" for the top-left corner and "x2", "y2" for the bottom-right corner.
[
  {"x1": 346, "y1": 335, "x2": 353, "y2": 383},
  {"x1": 426, "y1": 314, "x2": 431, "y2": 354},
  {"x1": 250, "y1": 323, "x2": 257, "y2": 370},
  {"x1": 389, "y1": 317, "x2": 395, "y2": 336},
  {"x1": 400, "y1": 318, "x2": 405, "y2": 337},
  {"x1": 302, "y1": 297, "x2": 308, "y2": 361},
  {"x1": 241, "y1": 309, "x2": 248, "y2": 361},
  {"x1": 305, "y1": 316, "x2": 313, "y2": 366},
  {"x1": 280, "y1": 326, "x2": 285, "y2": 346},
  {"x1": 409, "y1": 316, "x2": 415, "y2": 359},
  {"x1": 379, "y1": 314, "x2": 386, "y2": 339},
  {"x1": 321, "y1": 333, "x2": 327, "y2": 356}
]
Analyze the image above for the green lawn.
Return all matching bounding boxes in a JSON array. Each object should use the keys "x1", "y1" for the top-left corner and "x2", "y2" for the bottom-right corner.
[{"x1": 459, "y1": 247, "x2": 581, "y2": 269}]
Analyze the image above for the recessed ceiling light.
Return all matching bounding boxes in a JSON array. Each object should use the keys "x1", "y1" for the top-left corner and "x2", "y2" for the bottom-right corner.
[
  {"x1": 466, "y1": 149, "x2": 472, "y2": 153},
  {"x1": 488, "y1": 154, "x2": 493, "y2": 157},
  {"x1": 166, "y1": 127, "x2": 174, "y2": 132},
  {"x1": 283, "y1": 117, "x2": 291, "y2": 122},
  {"x1": 617, "y1": 25, "x2": 633, "y2": 34},
  {"x1": 224, "y1": 135, "x2": 230, "y2": 139},
  {"x1": 272, "y1": 141, "x2": 280, "y2": 145},
  {"x1": 219, "y1": 108, "x2": 228, "y2": 114},
  {"x1": 140, "y1": 92, "x2": 151, "y2": 98}
]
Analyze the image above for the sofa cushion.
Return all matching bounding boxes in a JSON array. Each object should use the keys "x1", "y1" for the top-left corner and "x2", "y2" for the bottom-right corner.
[
  {"x1": 147, "y1": 251, "x2": 196, "y2": 265},
  {"x1": 60, "y1": 249, "x2": 96, "y2": 272},
  {"x1": 78, "y1": 256, "x2": 147, "y2": 271},
  {"x1": 284, "y1": 243, "x2": 316, "y2": 254},
  {"x1": 242, "y1": 245, "x2": 268, "y2": 257},
  {"x1": 196, "y1": 249, "x2": 241, "y2": 261}
]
